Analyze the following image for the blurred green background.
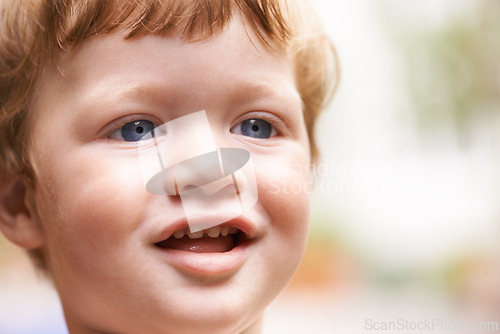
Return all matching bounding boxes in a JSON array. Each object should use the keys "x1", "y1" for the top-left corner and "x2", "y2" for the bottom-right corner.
[{"x1": 1, "y1": 0, "x2": 499, "y2": 333}]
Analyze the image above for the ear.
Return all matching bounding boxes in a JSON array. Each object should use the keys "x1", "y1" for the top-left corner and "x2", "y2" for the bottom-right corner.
[{"x1": 0, "y1": 179, "x2": 45, "y2": 249}]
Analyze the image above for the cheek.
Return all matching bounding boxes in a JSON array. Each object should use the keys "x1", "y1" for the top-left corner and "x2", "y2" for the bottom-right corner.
[
  {"x1": 33, "y1": 150, "x2": 148, "y2": 275},
  {"x1": 248, "y1": 149, "x2": 311, "y2": 298},
  {"x1": 254, "y1": 150, "x2": 311, "y2": 249}
]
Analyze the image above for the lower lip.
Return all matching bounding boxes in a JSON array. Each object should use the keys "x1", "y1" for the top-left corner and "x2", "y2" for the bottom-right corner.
[{"x1": 155, "y1": 243, "x2": 249, "y2": 275}]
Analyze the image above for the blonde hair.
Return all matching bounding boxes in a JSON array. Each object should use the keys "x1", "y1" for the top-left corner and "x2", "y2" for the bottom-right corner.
[{"x1": 0, "y1": 0, "x2": 338, "y2": 268}]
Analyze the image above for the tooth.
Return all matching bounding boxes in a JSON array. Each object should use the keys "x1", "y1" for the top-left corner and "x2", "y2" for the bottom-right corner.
[
  {"x1": 220, "y1": 226, "x2": 229, "y2": 236},
  {"x1": 207, "y1": 226, "x2": 221, "y2": 238},
  {"x1": 173, "y1": 229, "x2": 186, "y2": 239},
  {"x1": 228, "y1": 227, "x2": 238, "y2": 235},
  {"x1": 187, "y1": 230, "x2": 204, "y2": 239}
]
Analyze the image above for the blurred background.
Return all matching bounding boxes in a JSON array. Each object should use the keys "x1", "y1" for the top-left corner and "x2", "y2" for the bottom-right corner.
[
  {"x1": 1, "y1": 0, "x2": 499, "y2": 333},
  {"x1": 266, "y1": 0, "x2": 500, "y2": 332}
]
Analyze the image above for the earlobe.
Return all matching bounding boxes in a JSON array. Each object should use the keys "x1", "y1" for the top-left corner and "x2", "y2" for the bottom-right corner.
[{"x1": 0, "y1": 180, "x2": 45, "y2": 249}]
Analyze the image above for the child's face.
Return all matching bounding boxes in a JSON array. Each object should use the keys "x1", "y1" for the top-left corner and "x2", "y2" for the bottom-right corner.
[{"x1": 28, "y1": 13, "x2": 311, "y2": 334}]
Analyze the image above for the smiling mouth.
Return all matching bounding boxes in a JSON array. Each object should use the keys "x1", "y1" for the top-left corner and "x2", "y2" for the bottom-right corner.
[{"x1": 155, "y1": 226, "x2": 246, "y2": 253}]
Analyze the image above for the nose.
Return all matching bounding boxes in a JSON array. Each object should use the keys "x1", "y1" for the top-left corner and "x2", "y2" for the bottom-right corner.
[
  {"x1": 138, "y1": 110, "x2": 218, "y2": 196},
  {"x1": 170, "y1": 147, "x2": 250, "y2": 195},
  {"x1": 137, "y1": 110, "x2": 259, "y2": 232},
  {"x1": 173, "y1": 150, "x2": 223, "y2": 195},
  {"x1": 142, "y1": 110, "x2": 252, "y2": 197},
  {"x1": 175, "y1": 147, "x2": 255, "y2": 233}
]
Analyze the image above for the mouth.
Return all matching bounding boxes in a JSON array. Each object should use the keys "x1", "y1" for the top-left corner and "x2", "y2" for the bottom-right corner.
[
  {"x1": 152, "y1": 217, "x2": 258, "y2": 274},
  {"x1": 155, "y1": 225, "x2": 247, "y2": 253}
]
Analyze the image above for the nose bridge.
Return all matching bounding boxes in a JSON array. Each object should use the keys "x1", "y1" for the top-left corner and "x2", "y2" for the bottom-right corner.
[
  {"x1": 206, "y1": 119, "x2": 230, "y2": 149},
  {"x1": 166, "y1": 110, "x2": 217, "y2": 165},
  {"x1": 163, "y1": 110, "x2": 220, "y2": 193}
]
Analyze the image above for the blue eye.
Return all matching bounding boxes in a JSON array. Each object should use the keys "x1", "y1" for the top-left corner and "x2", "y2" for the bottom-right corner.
[
  {"x1": 109, "y1": 120, "x2": 156, "y2": 142},
  {"x1": 232, "y1": 119, "x2": 276, "y2": 139}
]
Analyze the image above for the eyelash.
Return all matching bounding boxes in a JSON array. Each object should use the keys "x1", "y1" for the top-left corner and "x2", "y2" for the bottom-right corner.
[
  {"x1": 230, "y1": 119, "x2": 278, "y2": 139},
  {"x1": 231, "y1": 112, "x2": 286, "y2": 136},
  {"x1": 106, "y1": 112, "x2": 286, "y2": 142},
  {"x1": 106, "y1": 115, "x2": 161, "y2": 142}
]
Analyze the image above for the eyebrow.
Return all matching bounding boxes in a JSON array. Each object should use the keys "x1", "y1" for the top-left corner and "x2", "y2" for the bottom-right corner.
[
  {"x1": 70, "y1": 80, "x2": 159, "y2": 132},
  {"x1": 71, "y1": 75, "x2": 302, "y2": 132},
  {"x1": 225, "y1": 78, "x2": 302, "y2": 111},
  {"x1": 78, "y1": 74, "x2": 300, "y2": 108}
]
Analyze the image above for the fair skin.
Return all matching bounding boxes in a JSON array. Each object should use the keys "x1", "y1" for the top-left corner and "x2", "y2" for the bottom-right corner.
[{"x1": 8, "y1": 13, "x2": 311, "y2": 334}]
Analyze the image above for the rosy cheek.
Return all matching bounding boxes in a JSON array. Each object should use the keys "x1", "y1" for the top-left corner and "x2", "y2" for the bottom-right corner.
[
  {"x1": 35, "y1": 152, "x2": 147, "y2": 263},
  {"x1": 254, "y1": 153, "x2": 311, "y2": 232}
]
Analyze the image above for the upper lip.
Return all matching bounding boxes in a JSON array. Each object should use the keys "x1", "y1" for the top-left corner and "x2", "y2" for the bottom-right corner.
[{"x1": 153, "y1": 215, "x2": 260, "y2": 244}]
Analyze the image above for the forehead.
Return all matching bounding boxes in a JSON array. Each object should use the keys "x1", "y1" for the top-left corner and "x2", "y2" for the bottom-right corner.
[
  {"x1": 59, "y1": 13, "x2": 286, "y2": 80},
  {"x1": 32, "y1": 13, "x2": 300, "y2": 124}
]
